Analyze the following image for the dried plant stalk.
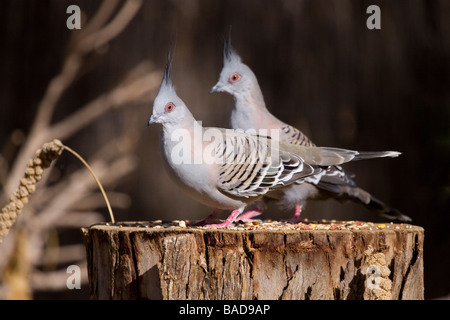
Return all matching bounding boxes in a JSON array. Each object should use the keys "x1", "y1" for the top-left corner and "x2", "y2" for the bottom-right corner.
[
  {"x1": 363, "y1": 245, "x2": 393, "y2": 300},
  {"x1": 62, "y1": 145, "x2": 115, "y2": 224},
  {"x1": 0, "y1": 139, "x2": 115, "y2": 244}
]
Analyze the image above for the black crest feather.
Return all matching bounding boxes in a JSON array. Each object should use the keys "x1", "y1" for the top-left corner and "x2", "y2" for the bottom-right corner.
[
  {"x1": 162, "y1": 42, "x2": 176, "y2": 88},
  {"x1": 222, "y1": 27, "x2": 241, "y2": 64},
  {"x1": 223, "y1": 26, "x2": 234, "y2": 62}
]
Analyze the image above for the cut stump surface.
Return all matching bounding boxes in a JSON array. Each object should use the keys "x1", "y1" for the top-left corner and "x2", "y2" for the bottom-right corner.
[{"x1": 81, "y1": 220, "x2": 424, "y2": 300}]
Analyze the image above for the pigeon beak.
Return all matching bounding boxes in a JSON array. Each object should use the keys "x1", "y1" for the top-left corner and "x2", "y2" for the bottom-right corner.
[
  {"x1": 148, "y1": 114, "x2": 159, "y2": 126},
  {"x1": 210, "y1": 82, "x2": 223, "y2": 94}
]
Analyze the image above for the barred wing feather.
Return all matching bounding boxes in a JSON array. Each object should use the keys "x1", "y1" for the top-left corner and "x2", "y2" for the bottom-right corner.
[{"x1": 216, "y1": 132, "x2": 318, "y2": 198}]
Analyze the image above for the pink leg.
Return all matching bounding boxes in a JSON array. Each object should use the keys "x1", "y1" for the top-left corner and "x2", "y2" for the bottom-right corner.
[
  {"x1": 192, "y1": 209, "x2": 222, "y2": 226},
  {"x1": 282, "y1": 205, "x2": 308, "y2": 224},
  {"x1": 236, "y1": 208, "x2": 264, "y2": 222},
  {"x1": 294, "y1": 205, "x2": 302, "y2": 220},
  {"x1": 206, "y1": 208, "x2": 243, "y2": 228}
]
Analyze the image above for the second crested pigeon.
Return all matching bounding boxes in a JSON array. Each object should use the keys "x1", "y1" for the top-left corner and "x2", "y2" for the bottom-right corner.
[
  {"x1": 148, "y1": 48, "x2": 405, "y2": 228},
  {"x1": 210, "y1": 35, "x2": 411, "y2": 222}
]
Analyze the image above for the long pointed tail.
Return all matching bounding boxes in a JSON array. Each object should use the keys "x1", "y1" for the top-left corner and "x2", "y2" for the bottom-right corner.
[
  {"x1": 365, "y1": 194, "x2": 411, "y2": 222},
  {"x1": 338, "y1": 186, "x2": 411, "y2": 222},
  {"x1": 317, "y1": 172, "x2": 411, "y2": 222},
  {"x1": 310, "y1": 148, "x2": 401, "y2": 166},
  {"x1": 353, "y1": 150, "x2": 401, "y2": 161}
]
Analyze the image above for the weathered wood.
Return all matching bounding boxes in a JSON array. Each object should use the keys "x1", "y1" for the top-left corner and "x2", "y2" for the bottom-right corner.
[{"x1": 81, "y1": 221, "x2": 424, "y2": 300}]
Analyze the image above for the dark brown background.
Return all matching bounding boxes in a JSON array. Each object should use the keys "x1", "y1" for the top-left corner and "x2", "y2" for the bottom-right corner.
[{"x1": 0, "y1": 0, "x2": 448, "y2": 299}]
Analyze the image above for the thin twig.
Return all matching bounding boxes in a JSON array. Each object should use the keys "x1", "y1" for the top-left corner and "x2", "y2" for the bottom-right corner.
[
  {"x1": 4, "y1": 0, "x2": 144, "y2": 196},
  {"x1": 61, "y1": 145, "x2": 115, "y2": 224}
]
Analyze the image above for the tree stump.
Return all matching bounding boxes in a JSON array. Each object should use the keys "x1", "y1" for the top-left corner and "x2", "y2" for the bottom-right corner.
[{"x1": 81, "y1": 220, "x2": 424, "y2": 300}]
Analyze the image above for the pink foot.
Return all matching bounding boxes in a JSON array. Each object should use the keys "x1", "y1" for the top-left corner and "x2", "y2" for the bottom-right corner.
[
  {"x1": 282, "y1": 205, "x2": 308, "y2": 224},
  {"x1": 206, "y1": 209, "x2": 242, "y2": 228},
  {"x1": 236, "y1": 209, "x2": 264, "y2": 222}
]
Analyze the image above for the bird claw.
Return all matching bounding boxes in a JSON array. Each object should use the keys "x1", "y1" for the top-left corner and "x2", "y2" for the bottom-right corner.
[
  {"x1": 203, "y1": 208, "x2": 243, "y2": 229},
  {"x1": 237, "y1": 209, "x2": 263, "y2": 222}
]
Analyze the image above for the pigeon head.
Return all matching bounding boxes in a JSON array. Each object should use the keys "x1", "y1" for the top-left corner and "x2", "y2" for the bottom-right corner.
[
  {"x1": 149, "y1": 48, "x2": 192, "y2": 127},
  {"x1": 210, "y1": 34, "x2": 258, "y2": 97}
]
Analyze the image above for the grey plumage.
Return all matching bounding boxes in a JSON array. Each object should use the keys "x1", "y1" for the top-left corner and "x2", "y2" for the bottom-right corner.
[
  {"x1": 149, "y1": 48, "x2": 406, "y2": 228},
  {"x1": 211, "y1": 34, "x2": 410, "y2": 222}
]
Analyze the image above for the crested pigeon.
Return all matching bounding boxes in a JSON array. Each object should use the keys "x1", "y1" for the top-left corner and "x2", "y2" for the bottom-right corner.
[
  {"x1": 148, "y1": 48, "x2": 405, "y2": 228},
  {"x1": 210, "y1": 35, "x2": 411, "y2": 222}
]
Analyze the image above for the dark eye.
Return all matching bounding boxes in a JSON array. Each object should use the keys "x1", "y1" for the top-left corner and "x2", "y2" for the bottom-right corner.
[
  {"x1": 229, "y1": 72, "x2": 241, "y2": 83},
  {"x1": 165, "y1": 102, "x2": 175, "y2": 113}
]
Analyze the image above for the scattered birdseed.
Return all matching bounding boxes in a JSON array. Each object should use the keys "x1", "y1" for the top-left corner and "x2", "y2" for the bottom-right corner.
[
  {"x1": 192, "y1": 220, "x2": 409, "y2": 232},
  {"x1": 101, "y1": 219, "x2": 412, "y2": 233}
]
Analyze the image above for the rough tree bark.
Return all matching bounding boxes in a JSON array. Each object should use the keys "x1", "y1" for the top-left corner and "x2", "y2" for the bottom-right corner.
[{"x1": 81, "y1": 221, "x2": 424, "y2": 300}]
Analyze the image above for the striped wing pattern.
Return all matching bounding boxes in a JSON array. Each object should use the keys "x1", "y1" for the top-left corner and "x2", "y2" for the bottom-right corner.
[
  {"x1": 216, "y1": 132, "x2": 320, "y2": 198},
  {"x1": 281, "y1": 125, "x2": 315, "y2": 147},
  {"x1": 280, "y1": 125, "x2": 358, "y2": 189}
]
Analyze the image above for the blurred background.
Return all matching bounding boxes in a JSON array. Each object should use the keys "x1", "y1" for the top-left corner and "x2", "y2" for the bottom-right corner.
[{"x1": 0, "y1": 0, "x2": 448, "y2": 299}]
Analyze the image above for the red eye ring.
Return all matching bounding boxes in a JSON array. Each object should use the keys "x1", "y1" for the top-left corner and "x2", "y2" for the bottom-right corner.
[
  {"x1": 229, "y1": 72, "x2": 241, "y2": 83},
  {"x1": 165, "y1": 102, "x2": 175, "y2": 113}
]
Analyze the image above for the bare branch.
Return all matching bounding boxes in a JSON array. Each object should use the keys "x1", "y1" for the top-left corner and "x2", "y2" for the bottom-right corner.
[
  {"x1": 4, "y1": 0, "x2": 144, "y2": 196},
  {"x1": 81, "y1": 0, "x2": 121, "y2": 38},
  {"x1": 79, "y1": 0, "x2": 143, "y2": 53},
  {"x1": 50, "y1": 68, "x2": 161, "y2": 141},
  {"x1": 32, "y1": 155, "x2": 138, "y2": 231},
  {"x1": 0, "y1": 0, "x2": 148, "y2": 299}
]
